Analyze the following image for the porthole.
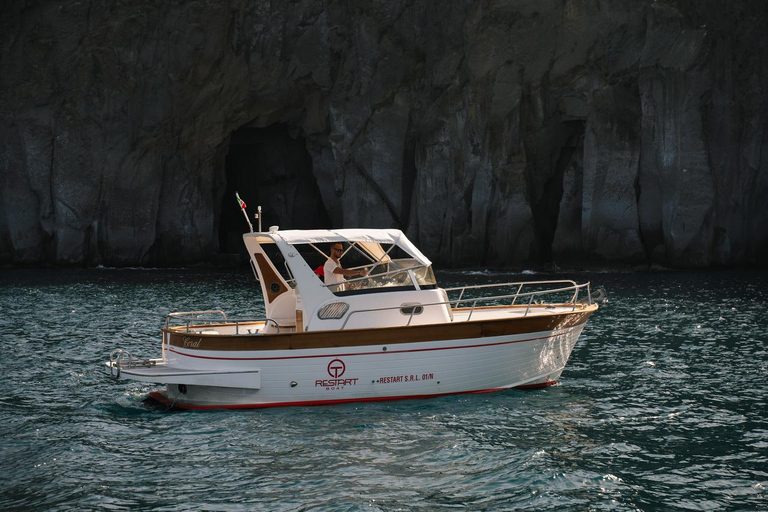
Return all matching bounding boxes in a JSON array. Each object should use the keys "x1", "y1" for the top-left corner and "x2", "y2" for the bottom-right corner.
[{"x1": 400, "y1": 303, "x2": 423, "y2": 315}]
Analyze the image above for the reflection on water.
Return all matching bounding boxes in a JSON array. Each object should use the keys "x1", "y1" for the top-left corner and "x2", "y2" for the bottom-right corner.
[{"x1": 0, "y1": 268, "x2": 766, "y2": 510}]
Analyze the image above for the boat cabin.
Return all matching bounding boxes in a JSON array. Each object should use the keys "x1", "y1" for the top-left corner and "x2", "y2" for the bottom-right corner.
[{"x1": 243, "y1": 228, "x2": 452, "y2": 333}]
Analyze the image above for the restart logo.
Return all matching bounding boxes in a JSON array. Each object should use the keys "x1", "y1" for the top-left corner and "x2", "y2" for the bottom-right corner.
[{"x1": 315, "y1": 358, "x2": 359, "y2": 390}]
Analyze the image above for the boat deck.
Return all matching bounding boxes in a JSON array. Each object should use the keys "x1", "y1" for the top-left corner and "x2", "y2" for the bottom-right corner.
[{"x1": 168, "y1": 304, "x2": 590, "y2": 336}]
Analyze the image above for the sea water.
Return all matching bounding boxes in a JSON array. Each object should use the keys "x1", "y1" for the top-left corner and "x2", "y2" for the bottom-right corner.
[{"x1": 0, "y1": 268, "x2": 766, "y2": 511}]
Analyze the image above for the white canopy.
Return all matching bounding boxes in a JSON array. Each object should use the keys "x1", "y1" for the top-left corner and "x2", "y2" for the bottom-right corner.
[{"x1": 245, "y1": 228, "x2": 432, "y2": 267}]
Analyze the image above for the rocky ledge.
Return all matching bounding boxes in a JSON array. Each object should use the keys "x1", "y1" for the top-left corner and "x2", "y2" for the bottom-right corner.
[{"x1": 1, "y1": 0, "x2": 766, "y2": 268}]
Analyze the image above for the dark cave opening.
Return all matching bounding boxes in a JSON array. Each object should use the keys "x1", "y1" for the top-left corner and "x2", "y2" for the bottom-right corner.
[
  {"x1": 532, "y1": 120, "x2": 586, "y2": 263},
  {"x1": 218, "y1": 124, "x2": 331, "y2": 258}
]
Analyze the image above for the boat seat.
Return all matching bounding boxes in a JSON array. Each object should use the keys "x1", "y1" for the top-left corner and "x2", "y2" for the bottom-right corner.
[{"x1": 267, "y1": 289, "x2": 297, "y2": 331}]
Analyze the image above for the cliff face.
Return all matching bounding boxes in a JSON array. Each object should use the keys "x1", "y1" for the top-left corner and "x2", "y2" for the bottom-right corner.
[{"x1": 1, "y1": 0, "x2": 766, "y2": 268}]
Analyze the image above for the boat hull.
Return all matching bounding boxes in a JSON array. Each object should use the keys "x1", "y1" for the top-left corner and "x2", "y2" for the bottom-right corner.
[{"x1": 144, "y1": 313, "x2": 590, "y2": 410}]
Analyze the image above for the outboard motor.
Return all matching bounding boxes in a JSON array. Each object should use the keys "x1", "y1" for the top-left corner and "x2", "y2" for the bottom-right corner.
[{"x1": 589, "y1": 286, "x2": 608, "y2": 305}]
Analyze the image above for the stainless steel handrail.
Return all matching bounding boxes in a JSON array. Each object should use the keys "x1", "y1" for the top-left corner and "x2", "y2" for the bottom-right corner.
[
  {"x1": 443, "y1": 279, "x2": 578, "y2": 293},
  {"x1": 166, "y1": 309, "x2": 228, "y2": 319},
  {"x1": 445, "y1": 279, "x2": 581, "y2": 312},
  {"x1": 338, "y1": 281, "x2": 592, "y2": 330},
  {"x1": 164, "y1": 311, "x2": 281, "y2": 334},
  {"x1": 165, "y1": 310, "x2": 228, "y2": 331},
  {"x1": 163, "y1": 281, "x2": 594, "y2": 334}
]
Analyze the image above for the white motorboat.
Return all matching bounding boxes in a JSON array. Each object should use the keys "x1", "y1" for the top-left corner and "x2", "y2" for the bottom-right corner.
[{"x1": 107, "y1": 206, "x2": 601, "y2": 410}]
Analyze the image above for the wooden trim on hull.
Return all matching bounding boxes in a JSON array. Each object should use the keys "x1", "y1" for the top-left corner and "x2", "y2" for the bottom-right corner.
[
  {"x1": 166, "y1": 331, "x2": 556, "y2": 361},
  {"x1": 165, "y1": 305, "x2": 597, "y2": 352}
]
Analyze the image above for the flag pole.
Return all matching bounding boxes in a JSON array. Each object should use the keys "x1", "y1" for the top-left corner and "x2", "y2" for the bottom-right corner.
[{"x1": 235, "y1": 192, "x2": 254, "y2": 233}]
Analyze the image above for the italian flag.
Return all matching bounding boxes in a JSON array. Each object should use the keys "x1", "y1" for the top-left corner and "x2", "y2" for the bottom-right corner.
[{"x1": 236, "y1": 192, "x2": 247, "y2": 210}]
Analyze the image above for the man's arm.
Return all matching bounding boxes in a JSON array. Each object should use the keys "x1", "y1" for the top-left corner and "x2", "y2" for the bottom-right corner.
[{"x1": 333, "y1": 267, "x2": 366, "y2": 277}]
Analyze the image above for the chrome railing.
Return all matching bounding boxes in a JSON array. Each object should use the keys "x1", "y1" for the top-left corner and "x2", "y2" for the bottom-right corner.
[
  {"x1": 445, "y1": 280, "x2": 589, "y2": 321},
  {"x1": 162, "y1": 281, "x2": 597, "y2": 334},
  {"x1": 164, "y1": 310, "x2": 227, "y2": 331},
  {"x1": 338, "y1": 281, "x2": 593, "y2": 329},
  {"x1": 164, "y1": 310, "x2": 280, "y2": 334},
  {"x1": 444, "y1": 279, "x2": 583, "y2": 311}
]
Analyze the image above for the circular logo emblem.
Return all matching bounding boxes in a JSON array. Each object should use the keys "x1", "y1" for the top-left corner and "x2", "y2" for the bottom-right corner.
[{"x1": 327, "y1": 359, "x2": 346, "y2": 378}]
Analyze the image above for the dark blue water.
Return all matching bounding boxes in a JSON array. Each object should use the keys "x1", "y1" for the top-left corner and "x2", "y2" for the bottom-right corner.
[{"x1": 1, "y1": 268, "x2": 766, "y2": 511}]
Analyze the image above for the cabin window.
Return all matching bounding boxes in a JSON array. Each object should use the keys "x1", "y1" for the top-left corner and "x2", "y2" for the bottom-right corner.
[
  {"x1": 317, "y1": 302, "x2": 350, "y2": 319},
  {"x1": 260, "y1": 243, "x2": 296, "y2": 288}
]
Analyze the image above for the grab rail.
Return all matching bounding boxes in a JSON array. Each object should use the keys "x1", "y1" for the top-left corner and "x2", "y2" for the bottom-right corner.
[
  {"x1": 161, "y1": 281, "x2": 596, "y2": 334},
  {"x1": 338, "y1": 281, "x2": 592, "y2": 330},
  {"x1": 164, "y1": 310, "x2": 281, "y2": 334},
  {"x1": 443, "y1": 279, "x2": 579, "y2": 297},
  {"x1": 165, "y1": 310, "x2": 228, "y2": 329}
]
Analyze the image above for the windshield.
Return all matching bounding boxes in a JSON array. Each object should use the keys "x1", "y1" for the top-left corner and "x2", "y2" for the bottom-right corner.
[
  {"x1": 278, "y1": 239, "x2": 438, "y2": 295},
  {"x1": 327, "y1": 258, "x2": 437, "y2": 295}
]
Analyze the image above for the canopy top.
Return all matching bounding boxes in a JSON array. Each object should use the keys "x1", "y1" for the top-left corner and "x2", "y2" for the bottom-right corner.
[{"x1": 244, "y1": 228, "x2": 432, "y2": 266}]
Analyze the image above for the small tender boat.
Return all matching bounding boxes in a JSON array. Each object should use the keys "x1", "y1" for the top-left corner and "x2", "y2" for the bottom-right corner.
[{"x1": 107, "y1": 204, "x2": 602, "y2": 410}]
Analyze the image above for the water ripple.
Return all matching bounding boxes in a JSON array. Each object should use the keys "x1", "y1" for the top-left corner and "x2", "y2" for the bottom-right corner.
[{"x1": 0, "y1": 268, "x2": 766, "y2": 510}]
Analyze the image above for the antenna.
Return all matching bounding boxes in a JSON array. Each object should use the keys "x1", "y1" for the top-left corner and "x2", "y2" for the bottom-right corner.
[{"x1": 256, "y1": 205, "x2": 262, "y2": 232}]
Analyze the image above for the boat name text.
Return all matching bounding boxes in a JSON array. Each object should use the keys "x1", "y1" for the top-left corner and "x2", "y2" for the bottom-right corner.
[{"x1": 182, "y1": 336, "x2": 203, "y2": 348}]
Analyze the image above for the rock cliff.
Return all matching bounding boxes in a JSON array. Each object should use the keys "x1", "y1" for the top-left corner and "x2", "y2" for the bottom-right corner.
[{"x1": 1, "y1": 0, "x2": 766, "y2": 267}]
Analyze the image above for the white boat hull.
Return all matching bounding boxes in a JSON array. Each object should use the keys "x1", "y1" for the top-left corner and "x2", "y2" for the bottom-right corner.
[
  {"x1": 141, "y1": 318, "x2": 588, "y2": 409},
  {"x1": 106, "y1": 225, "x2": 602, "y2": 410}
]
